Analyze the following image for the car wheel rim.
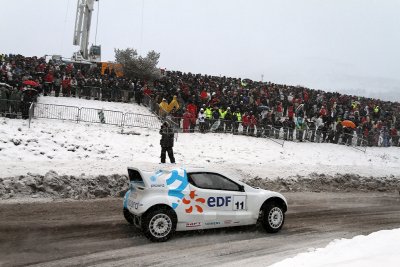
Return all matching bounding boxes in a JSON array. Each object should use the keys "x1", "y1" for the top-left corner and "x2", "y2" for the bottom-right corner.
[
  {"x1": 149, "y1": 214, "x2": 172, "y2": 238},
  {"x1": 268, "y1": 207, "x2": 283, "y2": 229}
]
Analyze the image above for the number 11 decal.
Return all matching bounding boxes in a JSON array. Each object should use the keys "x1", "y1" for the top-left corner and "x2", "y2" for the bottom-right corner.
[{"x1": 233, "y1": 195, "x2": 246, "y2": 210}]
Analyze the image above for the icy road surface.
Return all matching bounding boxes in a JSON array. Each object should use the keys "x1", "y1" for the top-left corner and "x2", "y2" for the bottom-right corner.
[{"x1": 1, "y1": 192, "x2": 399, "y2": 267}]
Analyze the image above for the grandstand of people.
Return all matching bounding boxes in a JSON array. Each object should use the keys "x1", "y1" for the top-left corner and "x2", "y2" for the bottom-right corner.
[{"x1": 1, "y1": 53, "x2": 399, "y2": 147}]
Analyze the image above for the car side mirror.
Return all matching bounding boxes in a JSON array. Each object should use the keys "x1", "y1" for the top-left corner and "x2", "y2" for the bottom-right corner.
[{"x1": 239, "y1": 185, "x2": 245, "y2": 192}]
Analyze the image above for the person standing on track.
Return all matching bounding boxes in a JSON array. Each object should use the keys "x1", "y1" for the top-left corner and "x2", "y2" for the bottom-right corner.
[{"x1": 160, "y1": 121, "x2": 175, "y2": 164}]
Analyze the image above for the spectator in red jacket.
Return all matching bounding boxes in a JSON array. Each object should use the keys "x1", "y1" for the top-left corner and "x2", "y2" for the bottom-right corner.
[
  {"x1": 61, "y1": 76, "x2": 71, "y2": 97},
  {"x1": 143, "y1": 86, "x2": 152, "y2": 96},
  {"x1": 248, "y1": 114, "x2": 257, "y2": 136},
  {"x1": 200, "y1": 89, "x2": 208, "y2": 103},
  {"x1": 319, "y1": 105, "x2": 327, "y2": 118},
  {"x1": 390, "y1": 127, "x2": 398, "y2": 146},
  {"x1": 182, "y1": 109, "x2": 193, "y2": 133},
  {"x1": 43, "y1": 71, "x2": 54, "y2": 96},
  {"x1": 186, "y1": 102, "x2": 197, "y2": 117},
  {"x1": 276, "y1": 101, "x2": 283, "y2": 119},
  {"x1": 288, "y1": 105, "x2": 294, "y2": 119},
  {"x1": 242, "y1": 112, "x2": 250, "y2": 134}
]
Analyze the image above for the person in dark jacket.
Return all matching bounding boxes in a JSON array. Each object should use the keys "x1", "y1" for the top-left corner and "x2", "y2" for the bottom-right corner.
[
  {"x1": 160, "y1": 121, "x2": 175, "y2": 164},
  {"x1": 282, "y1": 117, "x2": 289, "y2": 140},
  {"x1": 287, "y1": 117, "x2": 295, "y2": 141},
  {"x1": 274, "y1": 117, "x2": 283, "y2": 139},
  {"x1": 334, "y1": 121, "x2": 343, "y2": 144}
]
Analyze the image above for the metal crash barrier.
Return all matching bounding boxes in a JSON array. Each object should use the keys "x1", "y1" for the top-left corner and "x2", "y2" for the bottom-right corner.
[
  {"x1": 27, "y1": 102, "x2": 163, "y2": 130},
  {"x1": 123, "y1": 112, "x2": 162, "y2": 129},
  {"x1": 80, "y1": 107, "x2": 124, "y2": 125},
  {"x1": 33, "y1": 103, "x2": 79, "y2": 121}
]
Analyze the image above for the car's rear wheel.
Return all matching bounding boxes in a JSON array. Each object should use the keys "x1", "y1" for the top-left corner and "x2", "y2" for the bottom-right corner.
[
  {"x1": 123, "y1": 208, "x2": 134, "y2": 224},
  {"x1": 141, "y1": 208, "x2": 176, "y2": 242},
  {"x1": 261, "y1": 203, "x2": 285, "y2": 233}
]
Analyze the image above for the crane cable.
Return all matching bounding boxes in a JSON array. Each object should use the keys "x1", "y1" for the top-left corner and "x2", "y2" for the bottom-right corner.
[
  {"x1": 61, "y1": 0, "x2": 71, "y2": 53},
  {"x1": 140, "y1": 0, "x2": 145, "y2": 54},
  {"x1": 94, "y1": 0, "x2": 100, "y2": 45}
]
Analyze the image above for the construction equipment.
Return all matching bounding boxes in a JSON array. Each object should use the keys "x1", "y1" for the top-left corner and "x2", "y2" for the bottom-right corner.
[{"x1": 72, "y1": 0, "x2": 101, "y2": 62}]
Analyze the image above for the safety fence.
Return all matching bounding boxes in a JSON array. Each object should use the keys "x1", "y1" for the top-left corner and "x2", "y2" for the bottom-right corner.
[
  {"x1": 31, "y1": 102, "x2": 162, "y2": 129},
  {"x1": 153, "y1": 115, "x2": 374, "y2": 150}
]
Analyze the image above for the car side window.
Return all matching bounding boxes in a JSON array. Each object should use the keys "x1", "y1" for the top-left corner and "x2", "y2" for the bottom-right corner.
[{"x1": 188, "y1": 173, "x2": 240, "y2": 191}]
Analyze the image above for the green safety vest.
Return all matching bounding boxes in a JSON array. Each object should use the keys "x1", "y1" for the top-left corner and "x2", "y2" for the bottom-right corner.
[
  {"x1": 205, "y1": 108, "x2": 212, "y2": 119},
  {"x1": 234, "y1": 112, "x2": 242, "y2": 122},
  {"x1": 219, "y1": 109, "x2": 227, "y2": 119}
]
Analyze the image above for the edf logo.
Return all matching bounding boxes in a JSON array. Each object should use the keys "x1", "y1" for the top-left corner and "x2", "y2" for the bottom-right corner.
[{"x1": 207, "y1": 196, "x2": 232, "y2": 207}]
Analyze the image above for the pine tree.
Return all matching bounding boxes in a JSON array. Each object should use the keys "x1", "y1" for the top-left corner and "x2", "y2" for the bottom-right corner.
[{"x1": 114, "y1": 48, "x2": 162, "y2": 81}]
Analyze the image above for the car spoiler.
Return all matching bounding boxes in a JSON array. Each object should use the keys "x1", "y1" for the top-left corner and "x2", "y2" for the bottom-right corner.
[{"x1": 127, "y1": 167, "x2": 181, "y2": 189}]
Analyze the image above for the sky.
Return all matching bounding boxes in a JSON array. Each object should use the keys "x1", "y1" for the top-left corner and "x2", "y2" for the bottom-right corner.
[{"x1": 1, "y1": 0, "x2": 400, "y2": 101}]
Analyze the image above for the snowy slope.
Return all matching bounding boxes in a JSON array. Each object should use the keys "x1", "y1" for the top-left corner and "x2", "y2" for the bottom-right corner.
[
  {"x1": 220, "y1": 228, "x2": 400, "y2": 267},
  {"x1": 0, "y1": 96, "x2": 399, "y2": 179},
  {"x1": 38, "y1": 96, "x2": 152, "y2": 115},
  {"x1": 269, "y1": 229, "x2": 400, "y2": 267}
]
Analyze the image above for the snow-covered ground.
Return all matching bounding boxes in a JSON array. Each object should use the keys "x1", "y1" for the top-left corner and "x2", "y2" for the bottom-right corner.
[
  {"x1": 37, "y1": 96, "x2": 152, "y2": 115},
  {"x1": 269, "y1": 229, "x2": 400, "y2": 267},
  {"x1": 0, "y1": 96, "x2": 399, "y2": 179}
]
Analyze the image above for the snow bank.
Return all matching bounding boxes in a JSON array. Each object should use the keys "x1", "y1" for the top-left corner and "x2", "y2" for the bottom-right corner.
[
  {"x1": 269, "y1": 228, "x2": 400, "y2": 267},
  {"x1": 0, "y1": 171, "x2": 128, "y2": 200},
  {"x1": 2, "y1": 171, "x2": 398, "y2": 200},
  {"x1": 246, "y1": 173, "x2": 400, "y2": 192}
]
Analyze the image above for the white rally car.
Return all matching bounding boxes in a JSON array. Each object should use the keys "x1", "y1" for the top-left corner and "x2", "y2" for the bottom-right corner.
[{"x1": 123, "y1": 167, "x2": 287, "y2": 242}]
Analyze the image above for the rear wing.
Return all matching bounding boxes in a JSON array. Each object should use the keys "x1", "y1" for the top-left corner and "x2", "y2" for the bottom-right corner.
[
  {"x1": 127, "y1": 168, "x2": 147, "y2": 189},
  {"x1": 127, "y1": 167, "x2": 182, "y2": 189}
]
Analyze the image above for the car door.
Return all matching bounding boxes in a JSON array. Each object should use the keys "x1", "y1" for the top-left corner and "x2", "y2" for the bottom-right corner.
[{"x1": 185, "y1": 172, "x2": 253, "y2": 228}]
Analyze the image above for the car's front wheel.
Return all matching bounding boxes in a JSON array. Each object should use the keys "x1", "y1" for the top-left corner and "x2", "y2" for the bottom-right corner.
[
  {"x1": 141, "y1": 207, "x2": 176, "y2": 242},
  {"x1": 261, "y1": 203, "x2": 285, "y2": 233}
]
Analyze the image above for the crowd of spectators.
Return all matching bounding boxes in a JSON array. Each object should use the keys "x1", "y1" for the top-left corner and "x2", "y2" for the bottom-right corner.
[
  {"x1": 1, "y1": 53, "x2": 399, "y2": 147},
  {"x1": 149, "y1": 71, "x2": 400, "y2": 147},
  {"x1": 0, "y1": 53, "x2": 137, "y2": 118},
  {"x1": 0, "y1": 54, "x2": 136, "y2": 101}
]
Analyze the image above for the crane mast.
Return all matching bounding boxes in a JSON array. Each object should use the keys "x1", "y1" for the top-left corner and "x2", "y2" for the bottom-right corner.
[{"x1": 73, "y1": 0, "x2": 101, "y2": 62}]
